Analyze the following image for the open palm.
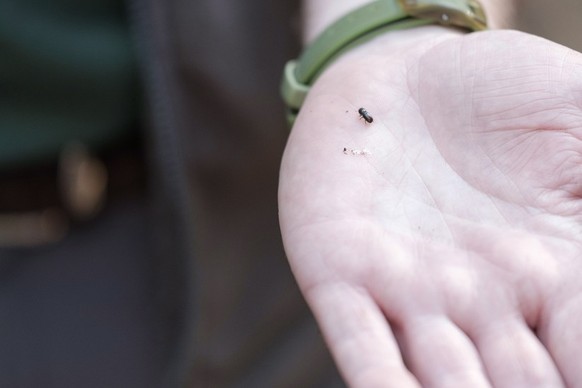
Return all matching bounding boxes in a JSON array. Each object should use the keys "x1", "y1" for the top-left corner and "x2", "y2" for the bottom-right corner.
[{"x1": 279, "y1": 28, "x2": 582, "y2": 387}]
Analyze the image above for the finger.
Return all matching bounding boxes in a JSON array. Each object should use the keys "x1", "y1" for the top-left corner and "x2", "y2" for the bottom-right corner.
[
  {"x1": 400, "y1": 315, "x2": 491, "y2": 388},
  {"x1": 472, "y1": 317, "x2": 564, "y2": 388},
  {"x1": 538, "y1": 294, "x2": 582, "y2": 387},
  {"x1": 306, "y1": 281, "x2": 420, "y2": 388}
]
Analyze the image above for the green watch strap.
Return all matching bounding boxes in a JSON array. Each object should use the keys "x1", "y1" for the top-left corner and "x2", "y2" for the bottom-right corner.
[{"x1": 281, "y1": 0, "x2": 487, "y2": 125}]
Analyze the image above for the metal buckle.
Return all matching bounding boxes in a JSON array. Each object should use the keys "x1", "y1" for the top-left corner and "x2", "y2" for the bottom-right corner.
[{"x1": 400, "y1": 0, "x2": 487, "y2": 31}]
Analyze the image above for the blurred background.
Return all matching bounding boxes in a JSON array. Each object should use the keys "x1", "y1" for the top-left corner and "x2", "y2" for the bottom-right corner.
[{"x1": 517, "y1": 0, "x2": 582, "y2": 52}]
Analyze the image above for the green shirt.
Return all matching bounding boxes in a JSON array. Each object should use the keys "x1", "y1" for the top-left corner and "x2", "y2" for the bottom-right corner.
[{"x1": 0, "y1": 0, "x2": 138, "y2": 167}]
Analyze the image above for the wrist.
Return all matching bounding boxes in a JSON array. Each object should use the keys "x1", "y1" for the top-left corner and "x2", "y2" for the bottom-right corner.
[
  {"x1": 475, "y1": 0, "x2": 515, "y2": 28},
  {"x1": 302, "y1": 0, "x2": 373, "y2": 44},
  {"x1": 285, "y1": 0, "x2": 489, "y2": 126}
]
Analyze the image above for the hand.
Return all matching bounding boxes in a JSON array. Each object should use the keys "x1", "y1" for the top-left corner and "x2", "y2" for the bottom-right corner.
[{"x1": 279, "y1": 27, "x2": 582, "y2": 387}]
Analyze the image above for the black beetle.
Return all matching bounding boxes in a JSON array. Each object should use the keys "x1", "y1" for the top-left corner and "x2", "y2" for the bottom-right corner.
[{"x1": 358, "y1": 107, "x2": 373, "y2": 123}]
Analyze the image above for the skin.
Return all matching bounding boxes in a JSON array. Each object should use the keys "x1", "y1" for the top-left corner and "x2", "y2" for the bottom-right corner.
[{"x1": 279, "y1": 25, "x2": 582, "y2": 387}]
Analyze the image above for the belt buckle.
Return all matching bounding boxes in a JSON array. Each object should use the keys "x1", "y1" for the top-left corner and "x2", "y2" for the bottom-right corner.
[{"x1": 0, "y1": 143, "x2": 108, "y2": 247}]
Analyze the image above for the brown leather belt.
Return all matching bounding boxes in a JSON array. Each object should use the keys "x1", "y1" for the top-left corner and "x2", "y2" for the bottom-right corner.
[{"x1": 0, "y1": 141, "x2": 145, "y2": 247}]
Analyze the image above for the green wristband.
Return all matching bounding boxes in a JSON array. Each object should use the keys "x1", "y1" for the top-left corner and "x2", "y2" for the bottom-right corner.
[{"x1": 281, "y1": 0, "x2": 487, "y2": 126}]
